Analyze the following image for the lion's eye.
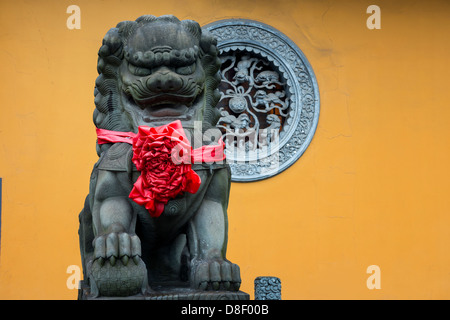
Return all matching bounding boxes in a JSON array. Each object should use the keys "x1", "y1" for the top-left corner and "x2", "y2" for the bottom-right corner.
[
  {"x1": 176, "y1": 63, "x2": 196, "y2": 75},
  {"x1": 128, "y1": 63, "x2": 152, "y2": 77}
]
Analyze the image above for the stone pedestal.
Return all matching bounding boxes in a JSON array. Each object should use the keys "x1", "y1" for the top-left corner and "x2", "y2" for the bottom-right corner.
[{"x1": 79, "y1": 280, "x2": 250, "y2": 300}]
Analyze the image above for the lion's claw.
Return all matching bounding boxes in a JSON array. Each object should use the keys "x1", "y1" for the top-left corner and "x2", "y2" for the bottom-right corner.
[
  {"x1": 193, "y1": 260, "x2": 241, "y2": 291},
  {"x1": 93, "y1": 232, "x2": 141, "y2": 266}
]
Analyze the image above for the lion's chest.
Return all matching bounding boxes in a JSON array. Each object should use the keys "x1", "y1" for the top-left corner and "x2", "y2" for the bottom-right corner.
[{"x1": 97, "y1": 143, "x2": 214, "y2": 218}]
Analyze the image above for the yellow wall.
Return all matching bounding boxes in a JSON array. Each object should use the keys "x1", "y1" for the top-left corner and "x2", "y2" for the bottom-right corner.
[{"x1": 1, "y1": 0, "x2": 450, "y2": 299}]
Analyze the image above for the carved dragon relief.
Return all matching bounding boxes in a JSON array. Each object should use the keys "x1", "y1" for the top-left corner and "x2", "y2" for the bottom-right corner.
[{"x1": 205, "y1": 20, "x2": 320, "y2": 182}]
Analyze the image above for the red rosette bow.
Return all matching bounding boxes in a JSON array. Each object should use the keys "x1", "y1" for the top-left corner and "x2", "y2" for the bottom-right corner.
[
  {"x1": 96, "y1": 120, "x2": 225, "y2": 218},
  {"x1": 128, "y1": 120, "x2": 201, "y2": 217}
]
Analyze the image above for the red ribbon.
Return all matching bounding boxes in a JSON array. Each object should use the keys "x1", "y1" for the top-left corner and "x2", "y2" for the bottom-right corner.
[{"x1": 96, "y1": 120, "x2": 225, "y2": 217}]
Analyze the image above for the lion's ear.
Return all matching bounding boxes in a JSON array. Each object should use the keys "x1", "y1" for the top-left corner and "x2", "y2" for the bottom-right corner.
[
  {"x1": 199, "y1": 31, "x2": 218, "y2": 57},
  {"x1": 99, "y1": 28, "x2": 124, "y2": 61}
]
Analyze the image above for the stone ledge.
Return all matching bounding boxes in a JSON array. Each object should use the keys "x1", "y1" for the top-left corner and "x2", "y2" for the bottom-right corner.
[{"x1": 79, "y1": 280, "x2": 250, "y2": 300}]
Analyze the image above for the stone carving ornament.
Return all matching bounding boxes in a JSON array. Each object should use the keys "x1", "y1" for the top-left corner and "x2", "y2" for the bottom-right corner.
[
  {"x1": 204, "y1": 20, "x2": 320, "y2": 182},
  {"x1": 254, "y1": 276, "x2": 282, "y2": 300}
]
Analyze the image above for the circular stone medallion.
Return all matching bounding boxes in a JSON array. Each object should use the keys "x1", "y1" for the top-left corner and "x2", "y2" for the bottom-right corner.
[{"x1": 204, "y1": 19, "x2": 320, "y2": 182}]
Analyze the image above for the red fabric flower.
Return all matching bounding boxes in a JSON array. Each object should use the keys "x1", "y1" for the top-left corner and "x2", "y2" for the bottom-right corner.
[
  {"x1": 128, "y1": 120, "x2": 201, "y2": 217},
  {"x1": 96, "y1": 120, "x2": 226, "y2": 218}
]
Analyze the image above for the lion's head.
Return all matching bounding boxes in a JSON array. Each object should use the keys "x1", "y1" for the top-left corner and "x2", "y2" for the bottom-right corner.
[{"x1": 93, "y1": 15, "x2": 221, "y2": 155}]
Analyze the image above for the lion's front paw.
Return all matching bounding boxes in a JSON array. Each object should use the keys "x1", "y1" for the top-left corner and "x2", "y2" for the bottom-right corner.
[
  {"x1": 93, "y1": 232, "x2": 142, "y2": 266},
  {"x1": 89, "y1": 232, "x2": 148, "y2": 297},
  {"x1": 192, "y1": 260, "x2": 241, "y2": 291}
]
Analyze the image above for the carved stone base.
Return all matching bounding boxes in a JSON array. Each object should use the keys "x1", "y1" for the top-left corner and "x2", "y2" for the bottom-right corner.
[{"x1": 79, "y1": 280, "x2": 249, "y2": 300}]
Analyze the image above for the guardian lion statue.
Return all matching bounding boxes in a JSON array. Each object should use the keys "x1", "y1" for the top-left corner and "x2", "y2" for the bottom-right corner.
[{"x1": 78, "y1": 15, "x2": 244, "y2": 299}]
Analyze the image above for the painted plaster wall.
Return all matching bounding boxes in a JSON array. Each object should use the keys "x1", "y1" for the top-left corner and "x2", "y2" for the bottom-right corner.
[{"x1": 0, "y1": 0, "x2": 449, "y2": 299}]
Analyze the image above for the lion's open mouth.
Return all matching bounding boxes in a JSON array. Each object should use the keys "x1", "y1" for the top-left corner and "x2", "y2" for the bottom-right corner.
[
  {"x1": 142, "y1": 102, "x2": 189, "y2": 117},
  {"x1": 132, "y1": 93, "x2": 197, "y2": 110},
  {"x1": 125, "y1": 92, "x2": 198, "y2": 118},
  {"x1": 122, "y1": 88, "x2": 203, "y2": 124}
]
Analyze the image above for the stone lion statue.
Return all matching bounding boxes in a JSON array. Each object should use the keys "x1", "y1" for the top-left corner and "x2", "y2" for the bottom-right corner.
[{"x1": 78, "y1": 15, "x2": 243, "y2": 299}]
